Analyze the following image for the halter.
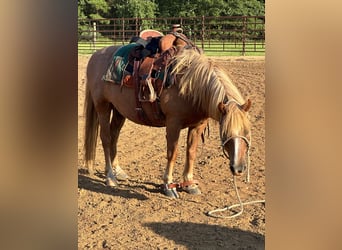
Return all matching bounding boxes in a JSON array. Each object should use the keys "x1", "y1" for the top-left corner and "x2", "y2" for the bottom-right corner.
[
  {"x1": 221, "y1": 135, "x2": 251, "y2": 183},
  {"x1": 221, "y1": 135, "x2": 250, "y2": 159},
  {"x1": 219, "y1": 99, "x2": 252, "y2": 182},
  {"x1": 207, "y1": 99, "x2": 265, "y2": 219}
]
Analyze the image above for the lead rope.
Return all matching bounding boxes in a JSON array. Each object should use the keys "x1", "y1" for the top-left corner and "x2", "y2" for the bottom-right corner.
[
  {"x1": 207, "y1": 176, "x2": 265, "y2": 218},
  {"x1": 246, "y1": 134, "x2": 251, "y2": 183},
  {"x1": 210, "y1": 119, "x2": 265, "y2": 218}
]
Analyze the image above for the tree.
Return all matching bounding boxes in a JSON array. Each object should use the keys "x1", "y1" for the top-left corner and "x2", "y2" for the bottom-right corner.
[
  {"x1": 155, "y1": 0, "x2": 264, "y2": 18},
  {"x1": 79, "y1": 0, "x2": 110, "y2": 19},
  {"x1": 78, "y1": 0, "x2": 87, "y2": 19},
  {"x1": 108, "y1": 0, "x2": 157, "y2": 18},
  {"x1": 221, "y1": 0, "x2": 264, "y2": 16},
  {"x1": 78, "y1": 0, "x2": 264, "y2": 19}
]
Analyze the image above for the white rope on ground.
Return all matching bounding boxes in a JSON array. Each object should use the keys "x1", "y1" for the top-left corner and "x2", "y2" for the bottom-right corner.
[{"x1": 207, "y1": 175, "x2": 265, "y2": 218}]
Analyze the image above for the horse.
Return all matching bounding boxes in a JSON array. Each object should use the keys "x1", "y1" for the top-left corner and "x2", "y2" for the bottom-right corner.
[{"x1": 83, "y1": 45, "x2": 252, "y2": 198}]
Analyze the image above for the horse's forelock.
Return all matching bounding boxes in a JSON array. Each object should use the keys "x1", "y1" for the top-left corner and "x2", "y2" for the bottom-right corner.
[{"x1": 221, "y1": 103, "x2": 251, "y2": 139}]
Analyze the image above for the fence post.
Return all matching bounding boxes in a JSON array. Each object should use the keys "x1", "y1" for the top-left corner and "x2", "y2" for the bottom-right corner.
[
  {"x1": 254, "y1": 16, "x2": 257, "y2": 52},
  {"x1": 122, "y1": 17, "x2": 125, "y2": 45},
  {"x1": 201, "y1": 16, "x2": 205, "y2": 50},
  {"x1": 242, "y1": 16, "x2": 246, "y2": 56},
  {"x1": 92, "y1": 21, "x2": 96, "y2": 51},
  {"x1": 135, "y1": 17, "x2": 139, "y2": 37},
  {"x1": 113, "y1": 19, "x2": 116, "y2": 44}
]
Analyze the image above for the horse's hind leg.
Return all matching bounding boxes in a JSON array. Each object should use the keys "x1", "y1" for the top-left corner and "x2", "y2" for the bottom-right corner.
[
  {"x1": 96, "y1": 102, "x2": 119, "y2": 186},
  {"x1": 109, "y1": 108, "x2": 129, "y2": 181}
]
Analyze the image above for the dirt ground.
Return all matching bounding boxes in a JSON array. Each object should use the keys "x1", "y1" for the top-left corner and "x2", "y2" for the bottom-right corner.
[{"x1": 78, "y1": 54, "x2": 265, "y2": 249}]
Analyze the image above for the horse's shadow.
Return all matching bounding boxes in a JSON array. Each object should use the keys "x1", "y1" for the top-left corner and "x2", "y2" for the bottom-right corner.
[
  {"x1": 144, "y1": 222, "x2": 265, "y2": 249},
  {"x1": 78, "y1": 169, "x2": 161, "y2": 200}
]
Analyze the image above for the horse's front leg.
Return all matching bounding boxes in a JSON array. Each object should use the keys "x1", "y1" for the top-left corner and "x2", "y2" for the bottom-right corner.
[
  {"x1": 182, "y1": 120, "x2": 208, "y2": 195},
  {"x1": 163, "y1": 121, "x2": 182, "y2": 198}
]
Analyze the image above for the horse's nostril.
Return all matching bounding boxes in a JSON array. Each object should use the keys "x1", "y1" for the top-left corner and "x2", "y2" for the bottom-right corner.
[{"x1": 230, "y1": 165, "x2": 243, "y2": 175}]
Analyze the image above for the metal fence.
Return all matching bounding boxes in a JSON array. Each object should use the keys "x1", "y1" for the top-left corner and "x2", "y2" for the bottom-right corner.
[{"x1": 78, "y1": 16, "x2": 265, "y2": 55}]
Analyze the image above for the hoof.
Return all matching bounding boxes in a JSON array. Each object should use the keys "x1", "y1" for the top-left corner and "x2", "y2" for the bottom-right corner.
[
  {"x1": 183, "y1": 185, "x2": 201, "y2": 195},
  {"x1": 115, "y1": 166, "x2": 130, "y2": 181},
  {"x1": 106, "y1": 177, "x2": 119, "y2": 187},
  {"x1": 162, "y1": 184, "x2": 180, "y2": 198}
]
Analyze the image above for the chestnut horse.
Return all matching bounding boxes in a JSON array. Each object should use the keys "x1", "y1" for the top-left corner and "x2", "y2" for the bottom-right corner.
[{"x1": 84, "y1": 46, "x2": 251, "y2": 198}]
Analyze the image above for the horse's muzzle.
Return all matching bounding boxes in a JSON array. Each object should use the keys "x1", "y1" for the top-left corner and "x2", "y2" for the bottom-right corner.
[{"x1": 230, "y1": 165, "x2": 245, "y2": 176}]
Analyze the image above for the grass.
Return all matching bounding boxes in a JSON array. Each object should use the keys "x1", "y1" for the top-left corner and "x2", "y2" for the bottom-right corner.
[{"x1": 78, "y1": 40, "x2": 265, "y2": 56}]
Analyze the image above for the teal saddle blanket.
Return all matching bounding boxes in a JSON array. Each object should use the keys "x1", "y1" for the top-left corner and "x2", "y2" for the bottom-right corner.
[{"x1": 102, "y1": 43, "x2": 139, "y2": 83}]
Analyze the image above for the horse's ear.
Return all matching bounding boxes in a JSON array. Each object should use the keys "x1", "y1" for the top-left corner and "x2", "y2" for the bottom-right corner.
[
  {"x1": 241, "y1": 99, "x2": 252, "y2": 112},
  {"x1": 218, "y1": 102, "x2": 226, "y2": 115}
]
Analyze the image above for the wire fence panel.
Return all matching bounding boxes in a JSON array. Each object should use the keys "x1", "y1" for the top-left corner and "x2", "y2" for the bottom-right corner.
[{"x1": 78, "y1": 16, "x2": 265, "y2": 55}]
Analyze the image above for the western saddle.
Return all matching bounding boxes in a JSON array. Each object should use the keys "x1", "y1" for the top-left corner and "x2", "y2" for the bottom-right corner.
[{"x1": 105, "y1": 27, "x2": 199, "y2": 125}]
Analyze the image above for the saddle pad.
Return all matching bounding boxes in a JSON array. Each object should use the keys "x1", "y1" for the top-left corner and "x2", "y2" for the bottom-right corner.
[{"x1": 102, "y1": 43, "x2": 139, "y2": 83}]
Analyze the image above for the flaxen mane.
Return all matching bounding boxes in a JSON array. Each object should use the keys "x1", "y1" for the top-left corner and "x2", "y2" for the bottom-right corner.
[{"x1": 171, "y1": 48, "x2": 251, "y2": 136}]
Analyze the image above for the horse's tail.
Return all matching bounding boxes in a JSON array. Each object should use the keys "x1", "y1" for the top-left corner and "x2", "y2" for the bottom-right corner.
[{"x1": 84, "y1": 83, "x2": 99, "y2": 173}]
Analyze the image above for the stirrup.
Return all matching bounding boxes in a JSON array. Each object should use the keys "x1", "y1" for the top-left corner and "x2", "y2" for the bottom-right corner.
[{"x1": 139, "y1": 77, "x2": 157, "y2": 102}]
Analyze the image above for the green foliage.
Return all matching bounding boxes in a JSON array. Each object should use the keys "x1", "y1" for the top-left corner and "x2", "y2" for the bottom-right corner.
[
  {"x1": 78, "y1": 0, "x2": 265, "y2": 19},
  {"x1": 228, "y1": 0, "x2": 265, "y2": 16},
  {"x1": 80, "y1": 0, "x2": 110, "y2": 19},
  {"x1": 112, "y1": 0, "x2": 157, "y2": 18},
  {"x1": 78, "y1": 0, "x2": 110, "y2": 41},
  {"x1": 155, "y1": 0, "x2": 264, "y2": 18}
]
